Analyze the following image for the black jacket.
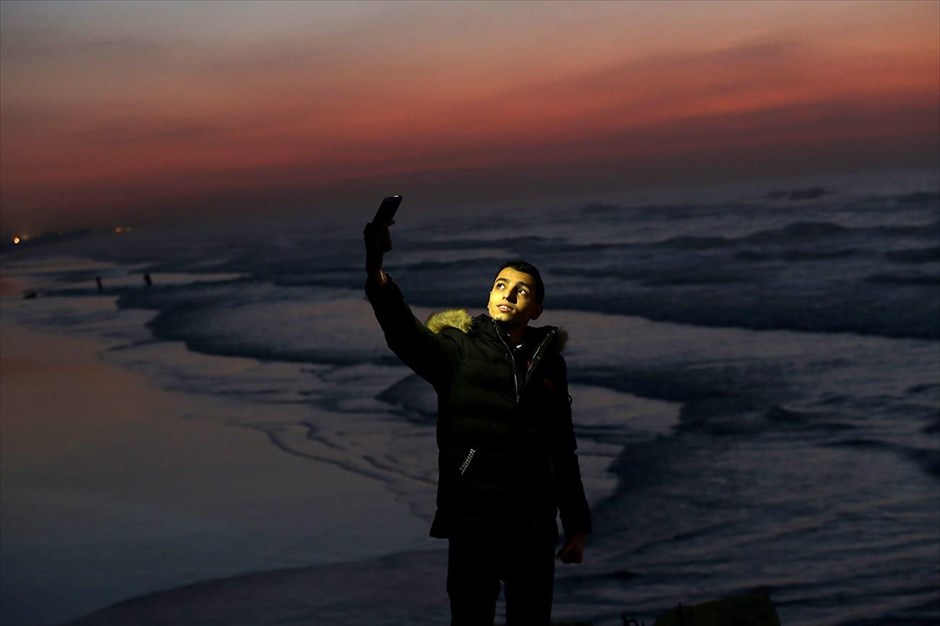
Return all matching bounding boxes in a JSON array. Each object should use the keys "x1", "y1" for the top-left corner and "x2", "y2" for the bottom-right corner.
[{"x1": 367, "y1": 275, "x2": 592, "y2": 541}]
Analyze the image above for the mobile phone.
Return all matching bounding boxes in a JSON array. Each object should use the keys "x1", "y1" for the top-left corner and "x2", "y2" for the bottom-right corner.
[{"x1": 373, "y1": 195, "x2": 402, "y2": 226}]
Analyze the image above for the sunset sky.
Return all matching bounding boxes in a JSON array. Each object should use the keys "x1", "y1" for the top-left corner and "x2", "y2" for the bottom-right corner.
[{"x1": 1, "y1": 0, "x2": 938, "y2": 235}]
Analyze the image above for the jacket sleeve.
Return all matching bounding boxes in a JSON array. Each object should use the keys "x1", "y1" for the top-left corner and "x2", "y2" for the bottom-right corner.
[
  {"x1": 365, "y1": 274, "x2": 460, "y2": 387},
  {"x1": 551, "y1": 356, "x2": 593, "y2": 537}
]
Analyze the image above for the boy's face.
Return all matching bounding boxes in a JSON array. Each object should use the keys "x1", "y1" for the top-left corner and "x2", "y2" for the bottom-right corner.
[{"x1": 487, "y1": 267, "x2": 542, "y2": 329}]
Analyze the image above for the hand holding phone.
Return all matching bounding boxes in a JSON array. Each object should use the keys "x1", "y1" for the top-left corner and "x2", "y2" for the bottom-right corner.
[{"x1": 364, "y1": 195, "x2": 402, "y2": 281}]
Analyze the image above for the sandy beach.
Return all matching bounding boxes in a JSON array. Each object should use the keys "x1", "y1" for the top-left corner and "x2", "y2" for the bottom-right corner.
[
  {"x1": 0, "y1": 286, "x2": 434, "y2": 626},
  {"x1": 65, "y1": 549, "x2": 451, "y2": 626}
]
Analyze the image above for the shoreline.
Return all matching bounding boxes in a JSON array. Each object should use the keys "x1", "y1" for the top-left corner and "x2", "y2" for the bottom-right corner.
[
  {"x1": 1, "y1": 295, "x2": 432, "y2": 626},
  {"x1": 65, "y1": 547, "x2": 451, "y2": 626}
]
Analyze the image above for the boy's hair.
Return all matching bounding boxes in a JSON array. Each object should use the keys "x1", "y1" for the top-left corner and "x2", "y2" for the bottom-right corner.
[{"x1": 495, "y1": 260, "x2": 545, "y2": 304}]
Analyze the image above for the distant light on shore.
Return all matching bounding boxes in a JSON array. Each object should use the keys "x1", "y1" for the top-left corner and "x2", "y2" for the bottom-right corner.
[{"x1": 3, "y1": 227, "x2": 135, "y2": 250}]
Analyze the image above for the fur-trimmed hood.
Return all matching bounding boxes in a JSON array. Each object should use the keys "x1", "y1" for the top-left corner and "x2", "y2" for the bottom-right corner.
[
  {"x1": 426, "y1": 308, "x2": 568, "y2": 352},
  {"x1": 426, "y1": 308, "x2": 475, "y2": 335}
]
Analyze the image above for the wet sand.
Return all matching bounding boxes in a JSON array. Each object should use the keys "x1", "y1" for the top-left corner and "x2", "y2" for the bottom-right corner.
[
  {"x1": 66, "y1": 549, "x2": 450, "y2": 626},
  {"x1": 0, "y1": 305, "x2": 432, "y2": 626}
]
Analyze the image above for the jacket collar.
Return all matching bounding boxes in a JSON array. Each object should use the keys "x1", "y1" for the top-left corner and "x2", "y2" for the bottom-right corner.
[{"x1": 425, "y1": 308, "x2": 567, "y2": 353}]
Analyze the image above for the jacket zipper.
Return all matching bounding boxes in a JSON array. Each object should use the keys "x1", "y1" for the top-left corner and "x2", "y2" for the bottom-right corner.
[
  {"x1": 523, "y1": 329, "x2": 557, "y2": 393},
  {"x1": 458, "y1": 448, "x2": 476, "y2": 476},
  {"x1": 491, "y1": 320, "x2": 557, "y2": 402},
  {"x1": 493, "y1": 321, "x2": 521, "y2": 402}
]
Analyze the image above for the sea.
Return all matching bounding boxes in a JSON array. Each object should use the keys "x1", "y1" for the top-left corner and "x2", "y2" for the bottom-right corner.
[{"x1": 1, "y1": 169, "x2": 938, "y2": 626}]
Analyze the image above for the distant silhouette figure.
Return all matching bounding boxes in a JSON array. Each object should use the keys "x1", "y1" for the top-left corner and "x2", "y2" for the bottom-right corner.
[
  {"x1": 144, "y1": 273, "x2": 152, "y2": 287},
  {"x1": 96, "y1": 276, "x2": 103, "y2": 291}
]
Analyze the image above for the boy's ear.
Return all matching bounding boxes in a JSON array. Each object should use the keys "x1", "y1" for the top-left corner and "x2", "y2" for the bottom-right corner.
[{"x1": 531, "y1": 303, "x2": 543, "y2": 320}]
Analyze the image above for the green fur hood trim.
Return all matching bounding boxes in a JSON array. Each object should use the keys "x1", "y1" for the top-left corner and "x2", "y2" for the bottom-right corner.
[{"x1": 425, "y1": 308, "x2": 568, "y2": 352}]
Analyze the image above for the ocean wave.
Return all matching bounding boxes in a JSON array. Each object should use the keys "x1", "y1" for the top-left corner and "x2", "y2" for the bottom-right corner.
[
  {"x1": 884, "y1": 247, "x2": 940, "y2": 263},
  {"x1": 376, "y1": 374, "x2": 438, "y2": 422},
  {"x1": 865, "y1": 273, "x2": 939, "y2": 286},
  {"x1": 766, "y1": 186, "x2": 829, "y2": 201},
  {"x1": 893, "y1": 191, "x2": 940, "y2": 205},
  {"x1": 874, "y1": 219, "x2": 940, "y2": 238},
  {"x1": 123, "y1": 285, "x2": 394, "y2": 367},
  {"x1": 745, "y1": 220, "x2": 851, "y2": 242},
  {"x1": 827, "y1": 437, "x2": 940, "y2": 479},
  {"x1": 550, "y1": 288, "x2": 939, "y2": 340},
  {"x1": 736, "y1": 248, "x2": 862, "y2": 261},
  {"x1": 653, "y1": 235, "x2": 730, "y2": 250},
  {"x1": 638, "y1": 268, "x2": 752, "y2": 286},
  {"x1": 764, "y1": 405, "x2": 853, "y2": 433}
]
